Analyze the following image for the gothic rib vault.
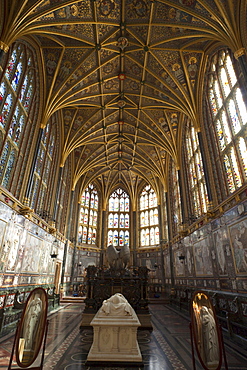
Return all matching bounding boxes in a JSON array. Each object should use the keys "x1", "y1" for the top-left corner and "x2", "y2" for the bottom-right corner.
[{"x1": 1, "y1": 0, "x2": 246, "y2": 204}]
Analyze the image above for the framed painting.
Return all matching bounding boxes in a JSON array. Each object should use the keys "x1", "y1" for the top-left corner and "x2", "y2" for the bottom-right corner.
[
  {"x1": 193, "y1": 238, "x2": 213, "y2": 276},
  {"x1": 228, "y1": 218, "x2": 247, "y2": 274}
]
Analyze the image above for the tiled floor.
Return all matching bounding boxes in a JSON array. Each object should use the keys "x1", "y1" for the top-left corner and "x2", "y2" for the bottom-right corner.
[{"x1": 0, "y1": 303, "x2": 247, "y2": 369}]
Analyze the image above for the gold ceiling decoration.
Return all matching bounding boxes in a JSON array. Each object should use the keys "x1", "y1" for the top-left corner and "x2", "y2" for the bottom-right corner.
[{"x1": 0, "y1": 0, "x2": 245, "y2": 197}]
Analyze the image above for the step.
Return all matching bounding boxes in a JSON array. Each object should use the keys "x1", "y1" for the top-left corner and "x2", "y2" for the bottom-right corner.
[{"x1": 60, "y1": 296, "x2": 85, "y2": 304}]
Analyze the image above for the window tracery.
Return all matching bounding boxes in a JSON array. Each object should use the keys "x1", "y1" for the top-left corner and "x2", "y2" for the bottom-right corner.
[
  {"x1": 0, "y1": 43, "x2": 37, "y2": 192},
  {"x1": 78, "y1": 184, "x2": 98, "y2": 245},
  {"x1": 185, "y1": 121, "x2": 208, "y2": 218},
  {"x1": 207, "y1": 49, "x2": 247, "y2": 193},
  {"x1": 30, "y1": 121, "x2": 57, "y2": 213},
  {"x1": 139, "y1": 185, "x2": 159, "y2": 247},
  {"x1": 107, "y1": 188, "x2": 129, "y2": 247}
]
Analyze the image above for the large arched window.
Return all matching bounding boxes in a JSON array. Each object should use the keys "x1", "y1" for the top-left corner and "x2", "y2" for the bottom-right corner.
[
  {"x1": 78, "y1": 184, "x2": 98, "y2": 245},
  {"x1": 139, "y1": 185, "x2": 159, "y2": 247},
  {"x1": 107, "y1": 188, "x2": 129, "y2": 247},
  {"x1": 30, "y1": 121, "x2": 57, "y2": 211},
  {"x1": 207, "y1": 49, "x2": 247, "y2": 193},
  {"x1": 185, "y1": 120, "x2": 208, "y2": 218},
  {"x1": 0, "y1": 43, "x2": 37, "y2": 195}
]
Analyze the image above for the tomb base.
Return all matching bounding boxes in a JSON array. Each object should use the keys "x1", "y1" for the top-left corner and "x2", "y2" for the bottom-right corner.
[{"x1": 86, "y1": 294, "x2": 143, "y2": 366}]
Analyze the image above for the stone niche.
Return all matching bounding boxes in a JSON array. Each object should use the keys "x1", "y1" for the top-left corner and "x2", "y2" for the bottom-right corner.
[{"x1": 86, "y1": 293, "x2": 143, "y2": 366}]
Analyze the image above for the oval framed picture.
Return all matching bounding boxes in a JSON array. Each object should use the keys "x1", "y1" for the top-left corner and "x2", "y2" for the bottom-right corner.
[
  {"x1": 15, "y1": 287, "x2": 48, "y2": 368},
  {"x1": 190, "y1": 291, "x2": 222, "y2": 370}
]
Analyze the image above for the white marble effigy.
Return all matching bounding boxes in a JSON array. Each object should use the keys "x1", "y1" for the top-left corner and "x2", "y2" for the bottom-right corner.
[{"x1": 86, "y1": 293, "x2": 143, "y2": 365}]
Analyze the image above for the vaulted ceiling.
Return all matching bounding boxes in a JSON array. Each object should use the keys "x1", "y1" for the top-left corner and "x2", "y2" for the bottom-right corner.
[{"x1": 1, "y1": 0, "x2": 245, "y2": 201}]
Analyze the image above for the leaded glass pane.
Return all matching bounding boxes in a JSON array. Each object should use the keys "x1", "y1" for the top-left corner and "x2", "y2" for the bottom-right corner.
[
  {"x1": 120, "y1": 213, "x2": 124, "y2": 228},
  {"x1": 114, "y1": 213, "x2": 118, "y2": 228},
  {"x1": 235, "y1": 88, "x2": 247, "y2": 124},
  {"x1": 140, "y1": 212, "x2": 145, "y2": 227},
  {"x1": 220, "y1": 111, "x2": 231, "y2": 144},
  {"x1": 223, "y1": 155, "x2": 235, "y2": 192},
  {"x1": 2, "y1": 149, "x2": 16, "y2": 187},
  {"x1": 125, "y1": 197, "x2": 129, "y2": 211},
  {"x1": 141, "y1": 229, "x2": 145, "y2": 246},
  {"x1": 93, "y1": 211, "x2": 97, "y2": 226},
  {"x1": 84, "y1": 209, "x2": 88, "y2": 225},
  {"x1": 214, "y1": 79, "x2": 223, "y2": 108},
  {"x1": 225, "y1": 55, "x2": 237, "y2": 86},
  {"x1": 228, "y1": 99, "x2": 241, "y2": 134},
  {"x1": 82, "y1": 227, "x2": 87, "y2": 243},
  {"x1": 0, "y1": 142, "x2": 9, "y2": 181},
  {"x1": 125, "y1": 214, "x2": 129, "y2": 228},
  {"x1": 230, "y1": 148, "x2": 242, "y2": 187},
  {"x1": 220, "y1": 67, "x2": 230, "y2": 97},
  {"x1": 119, "y1": 230, "x2": 124, "y2": 246},
  {"x1": 108, "y1": 213, "x2": 113, "y2": 227},
  {"x1": 108, "y1": 230, "x2": 113, "y2": 246},
  {"x1": 155, "y1": 227, "x2": 160, "y2": 244},
  {"x1": 88, "y1": 228, "x2": 92, "y2": 244},
  {"x1": 150, "y1": 228, "x2": 155, "y2": 245},
  {"x1": 89, "y1": 210, "x2": 93, "y2": 226},
  {"x1": 238, "y1": 137, "x2": 247, "y2": 178},
  {"x1": 92, "y1": 229, "x2": 96, "y2": 244},
  {"x1": 113, "y1": 230, "x2": 118, "y2": 246},
  {"x1": 124, "y1": 231, "x2": 129, "y2": 246}
]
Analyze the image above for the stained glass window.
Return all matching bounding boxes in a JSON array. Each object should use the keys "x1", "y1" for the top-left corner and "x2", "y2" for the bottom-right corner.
[
  {"x1": 78, "y1": 184, "x2": 98, "y2": 244},
  {"x1": 207, "y1": 49, "x2": 247, "y2": 193},
  {"x1": 139, "y1": 185, "x2": 160, "y2": 247},
  {"x1": 0, "y1": 43, "x2": 37, "y2": 192},
  {"x1": 30, "y1": 122, "x2": 57, "y2": 212},
  {"x1": 185, "y1": 120, "x2": 208, "y2": 218},
  {"x1": 107, "y1": 188, "x2": 130, "y2": 247}
]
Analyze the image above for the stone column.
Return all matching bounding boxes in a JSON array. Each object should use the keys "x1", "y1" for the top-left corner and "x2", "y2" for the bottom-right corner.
[
  {"x1": 61, "y1": 190, "x2": 75, "y2": 288},
  {"x1": 177, "y1": 169, "x2": 186, "y2": 224},
  {"x1": 70, "y1": 201, "x2": 81, "y2": 285},
  {"x1": 132, "y1": 210, "x2": 137, "y2": 266},
  {"x1": 157, "y1": 204, "x2": 165, "y2": 286},
  {"x1": 165, "y1": 192, "x2": 174, "y2": 289},
  {"x1": 100, "y1": 209, "x2": 106, "y2": 266}
]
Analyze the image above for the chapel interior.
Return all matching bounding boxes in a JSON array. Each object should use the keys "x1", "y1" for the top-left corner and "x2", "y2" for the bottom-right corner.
[{"x1": 0, "y1": 0, "x2": 247, "y2": 368}]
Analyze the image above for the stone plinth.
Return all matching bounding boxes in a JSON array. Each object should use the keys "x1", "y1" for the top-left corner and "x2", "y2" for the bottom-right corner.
[{"x1": 86, "y1": 293, "x2": 143, "y2": 366}]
